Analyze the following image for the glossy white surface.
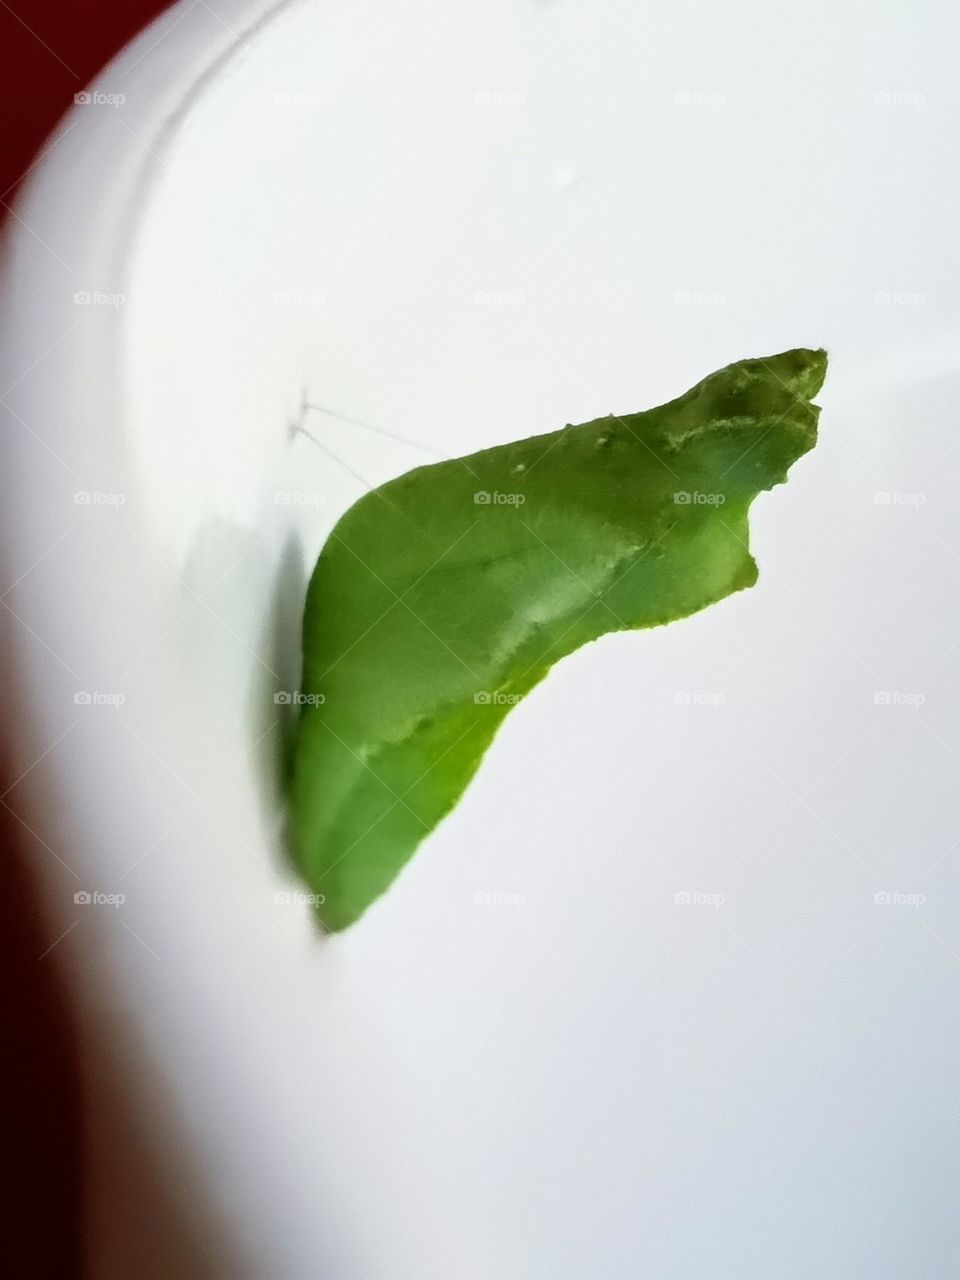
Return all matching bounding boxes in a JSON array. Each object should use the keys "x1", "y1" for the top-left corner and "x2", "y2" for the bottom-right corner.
[{"x1": 2, "y1": 1, "x2": 958, "y2": 1276}]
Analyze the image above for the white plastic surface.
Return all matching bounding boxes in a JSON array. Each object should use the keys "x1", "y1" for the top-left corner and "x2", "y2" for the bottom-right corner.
[{"x1": 1, "y1": 1, "x2": 958, "y2": 1276}]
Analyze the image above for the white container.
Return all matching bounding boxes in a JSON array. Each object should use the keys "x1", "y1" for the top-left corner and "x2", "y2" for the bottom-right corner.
[{"x1": 2, "y1": 1, "x2": 957, "y2": 1275}]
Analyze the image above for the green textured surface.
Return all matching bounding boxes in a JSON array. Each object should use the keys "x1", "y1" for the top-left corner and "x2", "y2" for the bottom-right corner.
[{"x1": 288, "y1": 348, "x2": 826, "y2": 930}]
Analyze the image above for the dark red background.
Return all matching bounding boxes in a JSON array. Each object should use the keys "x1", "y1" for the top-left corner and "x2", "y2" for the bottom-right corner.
[
  {"x1": 0, "y1": 1, "x2": 172, "y2": 204},
  {"x1": 1, "y1": 4, "x2": 174, "y2": 1274}
]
